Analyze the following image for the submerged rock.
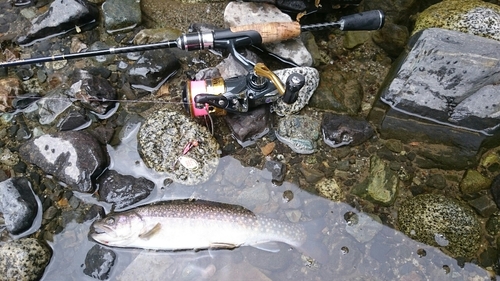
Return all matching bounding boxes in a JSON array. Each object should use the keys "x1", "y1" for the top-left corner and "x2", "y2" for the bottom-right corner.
[
  {"x1": 83, "y1": 244, "x2": 116, "y2": 280},
  {"x1": 351, "y1": 155, "x2": 398, "y2": 206},
  {"x1": 138, "y1": 109, "x2": 219, "y2": 185},
  {"x1": 0, "y1": 178, "x2": 39, "y2": 235},
  {"x1": 17, "y1": 0, "x2": 99, "y2": 46},
  {"x1": 0, "y1": 77, "x2": 24, "y2": 112},
  {"x1": 96, "y1": 169, "x2": 155, "y2": 209},
  {"x1": 69, "y1": 69, "x2": 117, "y2": 115},
  {"x1": 0, "y1": 238, "x2": 52, "y2": 281},
  {"x1": 275, "y1": 115, "x2": 320, "y2": 154},
  {"x1": 321, "y1": 113, "x2": 374, "y2": 148},
  {"x1": 398, "y1": 194, "x2": 481, "y2": 258},
  {"x1": 19, "y1": 131, "x2": 107, "y2": 192}
]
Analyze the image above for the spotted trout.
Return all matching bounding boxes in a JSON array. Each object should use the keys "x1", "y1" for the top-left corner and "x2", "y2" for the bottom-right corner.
[{"x1": 90, "y1": 200, "x2": 326, "y2": 261}]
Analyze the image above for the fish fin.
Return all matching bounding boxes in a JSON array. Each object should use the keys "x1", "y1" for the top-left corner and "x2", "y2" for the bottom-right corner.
[
  {"x1": 209, "y1": 242, "x2": 239, "y2": 249},
  {"x1": 139, "y1": 223, "x2": 162, "y2": 240},
  {"x1": 251, "y1": 242, "x2": 281, "y2": 253}
]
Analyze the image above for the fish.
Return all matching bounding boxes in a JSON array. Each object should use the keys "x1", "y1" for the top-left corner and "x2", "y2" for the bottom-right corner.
[{"x1": 90, "y1": 199, "x2": 327, "y2": 262}]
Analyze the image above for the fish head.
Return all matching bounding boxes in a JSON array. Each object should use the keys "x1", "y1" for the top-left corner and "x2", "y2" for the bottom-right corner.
[{"x1": 90, "y1": 211, "x2": 145, "y2": 247}]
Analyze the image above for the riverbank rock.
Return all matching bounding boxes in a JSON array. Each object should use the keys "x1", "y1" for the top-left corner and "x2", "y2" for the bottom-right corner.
[
  {"x1": 0, "y1": 238, "x2": 52, "y2": 281},
  {"x1": 19, "y1": 131, "x2": 107, "y2": 192},
  {"x1": 369, "y1": 28, "x2": 500, "y2": 169},
  {"x1": 0, "y1": 178, "x2": 39, "y2": 235},
  {"x1": 17, "y1": 0, "x2": 99, "y2": 46},
  {"x1": 321, "y1": 113, "x2": 374, "y2": 148},
  {"x1": 398, "y1": 194, "x2": 481, "y2": 258},
  {"x1": 413, "y1": 0, "x2": 500, "y2": 41},
  {"x1": 102, "y1": 0, "x2": 141, "y2": 34},
  {"x1": 138, "y1": 109, "x2": 219, "y2": 185},
  {"x1": 96, "y1": 169, "x2": 155, "y2": 209}
]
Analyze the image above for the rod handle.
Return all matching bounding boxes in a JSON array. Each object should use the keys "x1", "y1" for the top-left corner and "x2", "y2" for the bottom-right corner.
[
  {"x1": 230, "y1": 21, "x2": 301, "y2": 44},
  {"x1": 340, "y1": 10, "x2": 385, "y2": 31}
]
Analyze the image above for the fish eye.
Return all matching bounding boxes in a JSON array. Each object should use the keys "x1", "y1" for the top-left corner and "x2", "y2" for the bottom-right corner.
[{"x1": 105, "y1": 217, "x2": 115, "y2": 225}]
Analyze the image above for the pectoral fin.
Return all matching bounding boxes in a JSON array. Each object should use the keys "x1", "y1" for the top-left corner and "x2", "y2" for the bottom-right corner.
[
  {"x1": 139, "y1": 223, "x2": 162, "y2": 240},
  {"x1": 251, "y1": 242, "x2": 281, "y2": 253}
]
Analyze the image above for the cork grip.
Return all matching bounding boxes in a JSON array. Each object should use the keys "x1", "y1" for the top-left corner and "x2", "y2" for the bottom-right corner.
[{"x1": 230, "y1": 22, "x2": 301, "y2": 44}]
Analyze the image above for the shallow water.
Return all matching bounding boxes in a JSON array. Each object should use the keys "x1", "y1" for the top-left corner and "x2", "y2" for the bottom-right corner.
[{"x1": 39, "y1": 124, "x2": 493, "y2": 280}]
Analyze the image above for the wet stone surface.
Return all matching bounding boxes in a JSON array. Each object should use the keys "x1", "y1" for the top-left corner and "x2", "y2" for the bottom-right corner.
[
  {"x1": 0, "y1": 238, "x2": 52, "y2": 281},
  {"x1": 138, "y1": 109, "x2": 220, "y2": 185},
  {"x1": 275, "y1": 115, "x2": 320, "y2": 154},
  {"x1": 0, "y1": 177, "x2": 38, "y2": 235}
]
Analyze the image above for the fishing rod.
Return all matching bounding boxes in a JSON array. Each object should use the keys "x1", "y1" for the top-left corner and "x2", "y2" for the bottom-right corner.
[{"x1": 0, "y1": 10, "x2": 385, "y2": 68}]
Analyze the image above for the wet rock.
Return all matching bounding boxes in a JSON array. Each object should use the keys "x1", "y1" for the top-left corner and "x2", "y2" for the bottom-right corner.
[
  {"x1": 263, "y1": 160, "x2": 286, "y2": 183},
  {"x1": 372, "y1": 22, "x2": 409, "y2": 58},
  {"x1": 34, "y1": 86, "x2": 73, "y2": 125},
  {"x1": 468, "y1": 195, "x2": 497, "y2": 218},
  {"x1": 96, "y1": 169, "x2": 155, "y2": 209},
  {"x1": 345, "y1": 212, "x2": 383, "y2": 243},
  {"x1": 102, "y1": 0, "x2": 141, "y2": 34},
  {"x1": 413, "y1": 0, "x2": 500, "y2": 41},
  {"x1": 299, "y1": 163, "x2": 324, "y2": 184},
  {"x1": 236, "y1": 182, "x2": 270, "y2": 208},
  {"x1": 138, "y1": 109, "x2": 219, "y2": 185},
  {"x1": 352, "y1": 155, "x2": 399, "y2": 206},
  {"x1": 17, "y1": 0, "x2": 99, "y2": 46},
  {"x1": 12, "y1": 93, "x2": 41, "y2": 110},
  {"x1": 490, "y1": 173, "x2": 500, "y2": 209},
  {"x1": 271, "y1": 66, "x2": 320, "y2": 116},
  {"x1": 309, "y1": 66, "x2": 363, "y2": 114},
  {"x1": 398, "y1": 194, "x2": 481, "y2": 258},
  {"x1": 57, "y1": 109, "x2": 91, "y2": 131},
  {"x1": 225, "y1": 107, "x2": 270, "y2": 147},
  {"x1": 0, "y1": 238, "x2": 52, "y2": 281},
  {"x1": 19, "y1": 131, "x2": 107, "y2": 192},
  {"x1": 369, "y1": 28, "x2": 500, "y2": 169},
  {"x1": 0, "y1": 178, "x2": 39, "y2": 235},
  {"x1": 315, "y1": 177, "x2": 345, "y2": 202},
  {"x1": 224, "y1": 1, "x2": 312, "y2": 66},
  {"x1": 0, "y1": 77, "x2": 24, "y2": 112},
  {"x1": 276, "y1": 115, "x2": 320, "y2": 154},
  {"x1": 69, "y1": 69, "x2": 117, "y2": 115},
  {"x1": 425, "y1": 174, "x2": 446, "y2": 190},
  {"x1": 459, "y1": 169, "x2": 492, "y2": 194},
  {"x1": 321, "y1": 113, "x2": 374, "y2": 148},
  {"x1": 83, "y1": 244, "x2": 116, "y2": 280},
  {"x1": 126, "y1": 49, "x2": 181, "y2": 95}
]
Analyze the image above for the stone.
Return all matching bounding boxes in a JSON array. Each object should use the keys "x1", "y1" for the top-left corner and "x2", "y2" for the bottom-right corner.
[
  {"x1": 69, "y1": 69, "x2": 117, "y2": 115},
  {"x1": 96, "y1": 169, "x2": 155, "y2": 209},
  {"x1": 275, "y1": 115, "x2": 320, "y2": 154},
  {"x1": 490, "y1": 173, "x2": 500, "y2": 209},
  {"x1": 225, "y1": 106, "x2": 270, "y2": 147},
  {"x1": 398, "y1": 194, "x2": 481, "y2": 258},
  {"x1": 17, "y1": 0, "x2": 99, "y2": 46},
  {"x1": 468, "y1": 195, "x2": 497, "y2": 218},
  {"x1": 345, "y1": 212, "x2": 383, "y2": 243},
  {"x1": 236, "y1": 182, "x2": 270, "y2": 208},
  {"x1": 0, "y1": 178, "x2": 39, "y2": 235},
  {"x1": 0, "y1": 77, "x2": 24, "y2": 112},
  {"x1": 0, "y1": 238, "x2": 52, "y2": 281},
  {"x1": 224, "y1": 2, "x2": 312, "y2": 67},
  {"x1": 138, "y1": 109, "x2": 219, "y2": 185},
  {"x1": 459, "y1": 169, "x2": 492, "y2": 194},
  {"x1": 263, "y1": 160, "x2": 286, "y2": 183},
  {"x1": 351, "y1": 155, "x2": 399, "y2": 206},
  {"x1": 83, "y1": 245, "x2": 116, "y2": 280},
  {"x1": 321, "y1": 113, "x2": 374, "y2": 148},
  {"x1": 102, "y1": 0, "x2": 141, "y2": 34},
  {"x1": 19, "y1": 131, "x2": 107, "y2": 192},
  {"x1": 126, "y1": 49, "x2": 181, "y2": 96},
  {"x1": 315, "y1": 177, "x2": 345, "y2": 202},
  {"x1": 425, "y1": 174, "x2": 446, "y2": 190},
  {"x1": 369, "y1": 28, "x2": 500, "y2": 169},
  {"x1": 413, "y1": 0, "x2": 500, "y2": 42}
]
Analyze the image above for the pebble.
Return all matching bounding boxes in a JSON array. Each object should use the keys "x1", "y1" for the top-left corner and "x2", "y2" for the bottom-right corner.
[
  {"x1": 0, "y1": 177, "x2": 39, "y2": 235},
  {"x1": 275, "y1": 115, "x2": 320, "y2": 154}
]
